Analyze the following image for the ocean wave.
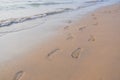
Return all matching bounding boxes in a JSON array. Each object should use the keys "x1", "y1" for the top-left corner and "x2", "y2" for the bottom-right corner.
[
  {"x1": 28, "y1": 2, "x2": 73, "y2": 6},
  {"x1": 0, "y1": 0, "x2": 104, "y2": 27},
  {"x1": 85, "y1": 0, "x2": 106, "y2": 3},
  {"x1": 0, "y1": 1, "x2": 73, "y2": 10},
  {"x1": 0, "y1": 8, "x2": 73, "y2": 27}
]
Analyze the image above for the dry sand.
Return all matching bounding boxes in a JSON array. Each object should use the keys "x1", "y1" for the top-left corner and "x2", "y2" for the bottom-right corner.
[{"x1": 0, "y1": 3, "x2": 120, "y2": 80}]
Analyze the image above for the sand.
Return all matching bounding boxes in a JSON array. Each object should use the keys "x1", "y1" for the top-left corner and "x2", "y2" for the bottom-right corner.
[{"x1": 0, "y1": 3, "x2": 120, "y2": 80}]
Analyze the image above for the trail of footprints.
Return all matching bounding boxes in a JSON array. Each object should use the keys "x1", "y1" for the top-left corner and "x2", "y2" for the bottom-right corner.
[
  {"x1": 12, "y1": 18, "x2": 97, "y2": 80},
  {"x1": 47, "y1": 14, "x2": 97, "y2": 59},
  {"x1": 47, "y1": 47, "x2": 82, "y2": 59},
  {"x1": 63, "y1": 18, "x2": 96, "y2": 58},
  {"x1": 13, "y1": 6, "x2": 120, "y2": 79},
  {"x1": 11, "y1": 9, "x2": 118, "y2": 79}
]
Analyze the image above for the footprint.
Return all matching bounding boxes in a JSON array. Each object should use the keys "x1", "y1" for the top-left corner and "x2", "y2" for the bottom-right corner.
[
  {"x1": 93, "y1": 22, "x2": 98, "y2": 26},
  {"x1": 93, "y1": 16, "x2": 97, "y2": 20},
  {"x1": 47, "y1": 49, "x2": 60, "y2": 57},
  {"x1": 13, "y1": 71, "x2": 25, "y2": 80},
  {"x1": 71, "y1": 48, "x2": 82, "y2": 59},
  {"x1": 91, "y1": 14, "x2": 97, "y2": 19},
  {"x1": 64, "y1": 26, "x2": 69, "y2": 30},
  {"x1": 88, "y1": 35, "x2": 95, "y2": 42},
  {"x1": 66, "y1": 35, "x2": 74, "y2": 40},
  {"x1": 67, "y1": 33, "x2": 71, "y2": 36},
  {"x1": 79, "y1": 26, "x2": 86, "y2": 31}
]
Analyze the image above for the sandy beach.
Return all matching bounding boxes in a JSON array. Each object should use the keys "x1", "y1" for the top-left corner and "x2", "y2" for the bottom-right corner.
[{"x1": 0, "y1": 3, "x2": 120, "y2": 80}]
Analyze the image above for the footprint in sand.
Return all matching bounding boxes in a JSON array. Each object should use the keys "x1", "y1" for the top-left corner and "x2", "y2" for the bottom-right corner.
[
  {"x1": 88, "y1": 35, "x2": 95, "y2": 42},
  {"x1": 91, "y1": 14, "x2": 97, "y2": 19},
  {"x1": 93, "y1": 22, "x2": 98, "y2": 26},
  {"x1": 93, "y1": 16, "x2": 97, "y2": 20},
  {"x1": 66, "y1": 34, "x2": 74, "y2": 40},
  {"x1": 13, "y1": 70, "x2": 25, "y2": 80},
  {"x1": 79, "y1": 26, "x2": 86, "y2": 31},
  {"x1": 64, "y1": 26, "x2": 70, "y2": 30},
  {"x1": 71, "y1": 48, "x2": 82, "y2": 59},
  {"x1": 47, "y1": 48, "x2": 60, "y2": 58}
]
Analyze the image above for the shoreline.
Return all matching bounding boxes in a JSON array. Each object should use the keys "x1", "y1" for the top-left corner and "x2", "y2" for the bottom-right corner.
[{"x1": 1, "y1": 3, "x2": 120, "y2": 80}]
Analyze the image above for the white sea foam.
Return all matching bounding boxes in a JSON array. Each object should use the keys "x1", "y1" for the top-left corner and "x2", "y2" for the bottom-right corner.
[{"x1": 0, "y1": 0, "x2": 119, "y2": 28}]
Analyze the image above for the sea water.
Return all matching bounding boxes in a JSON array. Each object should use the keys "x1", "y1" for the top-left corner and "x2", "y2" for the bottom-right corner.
[{"x1": 0, "y1": 0, "x2": 119, "y2": 27}]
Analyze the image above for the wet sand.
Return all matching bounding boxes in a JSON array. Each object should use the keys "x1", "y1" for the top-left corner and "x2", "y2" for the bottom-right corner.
[{"x1": 0, "y1": 3, "x2": 120, "y2": 80}]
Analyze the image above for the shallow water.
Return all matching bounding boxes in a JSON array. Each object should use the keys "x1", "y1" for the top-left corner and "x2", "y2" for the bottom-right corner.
[
  {"x1": 0, "y1": 0, "x2": 119, "y2": 28},
  {"x1": 0, "y1": 0, "x2": 119, "y2": 27}
]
